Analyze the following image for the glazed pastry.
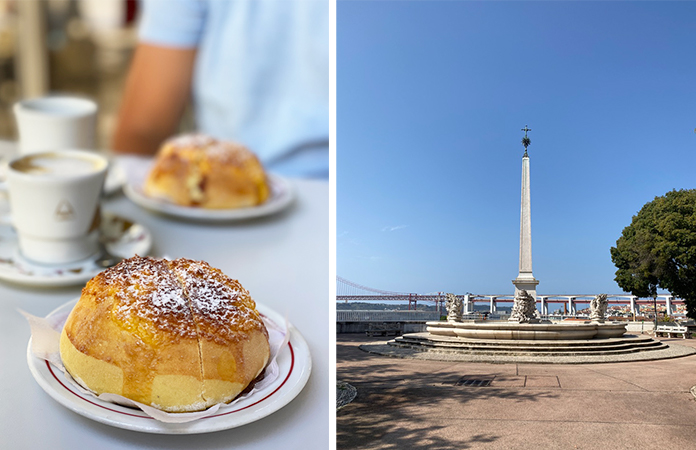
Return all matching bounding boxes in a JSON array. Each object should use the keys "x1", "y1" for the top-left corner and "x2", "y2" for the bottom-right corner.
[
  {"x1": 59, "y1": 255, "x2": 270, "y2": 412},
  {"x1": 144, "y1": 134, "x2": 270, "y2": 209}
]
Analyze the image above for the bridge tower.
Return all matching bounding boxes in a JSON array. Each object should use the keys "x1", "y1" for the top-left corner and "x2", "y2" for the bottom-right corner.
[{"x1": 512, "y1": 125, "x2": 539, "y2": 300}]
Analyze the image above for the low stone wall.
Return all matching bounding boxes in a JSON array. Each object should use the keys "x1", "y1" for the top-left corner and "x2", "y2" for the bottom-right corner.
[
  {"x1": 427, "y1": 321, "x2": 627, "y2": 340},
  {"x1": 336, "y1": 311, "x2": 494, "y2": 334},
  {"x1": 337, "y1": 310, "x2": 442, "y2": 322},
  {"x1": 337, "y1": 322, "x2": 428, "y2": 334},
  {"x1": 545, "y1": 319, "x2": 656, "y2": 334},
  {"x1": 337, "y1": 317, "x2": 659, "y2": 335},
  {"x1": 625, "y1": 322, "x2": 655, "y2": 333}
]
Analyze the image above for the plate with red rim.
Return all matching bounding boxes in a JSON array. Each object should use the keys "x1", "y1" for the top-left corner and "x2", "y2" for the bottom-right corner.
[
  {"x1": 123, "y1": 173, "x2": 295, "y2": 221},
  {"x1": 26, "y1": 298, "x2": 311, "y2": 434}
]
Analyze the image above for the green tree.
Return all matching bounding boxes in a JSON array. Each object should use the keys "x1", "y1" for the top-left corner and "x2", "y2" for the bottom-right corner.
[{"x1": 611, "y1": 189, "x2": 696, "y2": 319}]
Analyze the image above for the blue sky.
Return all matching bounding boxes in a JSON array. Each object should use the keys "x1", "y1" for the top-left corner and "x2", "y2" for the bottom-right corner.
[{"x1": 337, "y1": 1, "x2": 696, "y2": 297}]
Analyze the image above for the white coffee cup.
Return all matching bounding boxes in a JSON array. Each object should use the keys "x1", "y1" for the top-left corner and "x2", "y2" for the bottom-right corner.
[
  {"x1": 13, "y1": 96, "x2": 98, "y2": 155},
  {"x1": 6, "y1": 150, "x2": 108, "y2": 264}
]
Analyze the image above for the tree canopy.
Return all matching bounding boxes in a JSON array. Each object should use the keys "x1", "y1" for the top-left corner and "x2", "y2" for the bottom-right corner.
[{"x1": 610, "y1": 189, "x2": 696, "y2": 319}]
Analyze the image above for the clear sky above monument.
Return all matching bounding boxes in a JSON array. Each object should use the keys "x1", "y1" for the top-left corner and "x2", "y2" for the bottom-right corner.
[{"x1": 337, "y1": 1, "x2": 696, "y2": 296}]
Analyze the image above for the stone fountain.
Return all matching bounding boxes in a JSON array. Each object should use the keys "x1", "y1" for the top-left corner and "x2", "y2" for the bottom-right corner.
[
  {"x1": 369, "y1": 128, "x2": 693, "y2": 362},
  {"x1": 382, "y1": 289, "x2": 680, "y2": 361},
  {"x1": 425, "y1": 292, "x2": 628, "y2": 341}
]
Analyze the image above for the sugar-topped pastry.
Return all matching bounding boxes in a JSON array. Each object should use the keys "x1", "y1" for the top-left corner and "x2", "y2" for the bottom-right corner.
[
  {"x1": 59, "y1": 256, "x2": 270, "y2": 412},
  {"x1": 143, "y1": 134, "x2": 270, "y2": 209}
]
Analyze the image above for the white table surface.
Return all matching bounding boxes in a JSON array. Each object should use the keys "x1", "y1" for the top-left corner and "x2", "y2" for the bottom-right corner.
[{"x1": 0, "y1": 156, "x2": 329, "y2": 449}]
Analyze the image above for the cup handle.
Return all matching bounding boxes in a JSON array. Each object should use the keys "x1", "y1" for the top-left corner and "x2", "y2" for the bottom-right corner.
[{"x1": 0, "y1": 158, "x2": 8, "y2": 191}]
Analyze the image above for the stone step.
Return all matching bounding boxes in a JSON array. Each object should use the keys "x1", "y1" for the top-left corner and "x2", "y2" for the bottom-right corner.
[
  {"x1": 392, "y1": 340, "x2": 666, "y2": 354},
  {"x1": 396, "y1": 337, "x2": 661, "y2": 349},
  {"x1": 389, "y1": 341, "x2": 669, "y2": 357},
  {"x1": 395, "y1": 334, "x2": 662, "y2": 346},
  {"x1": 390, "y1": 334, "x2": 668, "y2": 356},
  {"x1": 398, "y1": 333, "x2": 657, "y2": 348},
  {"x1": 391, "y1": 340, "x2": 666, "y2": 354}
]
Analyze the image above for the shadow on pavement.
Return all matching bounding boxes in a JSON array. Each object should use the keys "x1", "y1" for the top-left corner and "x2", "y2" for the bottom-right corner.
[{"x1": 337, "y1": 335, "x2": 559, "y2": 449}]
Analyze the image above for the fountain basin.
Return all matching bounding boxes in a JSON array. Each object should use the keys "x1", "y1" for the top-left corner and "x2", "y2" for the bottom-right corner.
[{"x1": 426, "y1": 321, "x2": 626, "y2": 340}]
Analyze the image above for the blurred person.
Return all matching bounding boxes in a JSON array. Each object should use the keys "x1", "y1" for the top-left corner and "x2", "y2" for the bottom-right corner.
[{"x1": 113, "y1": 0, "x2": 329, "y2": 178}]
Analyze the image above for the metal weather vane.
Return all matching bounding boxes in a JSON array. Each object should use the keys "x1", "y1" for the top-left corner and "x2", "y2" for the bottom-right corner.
[{"x1": 521, "y1": 125, "x2": 531, "y2": 157}]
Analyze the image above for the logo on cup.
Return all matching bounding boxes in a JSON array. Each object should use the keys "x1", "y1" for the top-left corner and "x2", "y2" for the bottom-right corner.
[{"x1": 55, "y1": 200, "x2": 75, "y2": 221}]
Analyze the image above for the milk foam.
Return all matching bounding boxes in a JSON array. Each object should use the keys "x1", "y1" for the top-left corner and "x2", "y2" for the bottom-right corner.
[{"x1": 12, "y1": 153, "x2": 104, "y2": 176}]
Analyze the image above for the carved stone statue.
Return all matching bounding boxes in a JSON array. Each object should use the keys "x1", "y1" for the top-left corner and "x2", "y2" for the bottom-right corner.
[
  {"x1": 445, "y1": 293, "x2": 463, "y2": 323},
  {"x1": 508, "y1": 289, "x2": 540, "y2": 323},
  {"x1": 590, "y1": 294, "x2": 609, "y2": 322}
]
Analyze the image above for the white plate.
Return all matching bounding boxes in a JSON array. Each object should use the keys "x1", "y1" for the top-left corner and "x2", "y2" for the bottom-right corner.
[
  {"x1": 27, "y1": 299, "x2": 311, "y2": 434},
  {"x1": 0, "y1": 213, "x2": 152, "y2": 287},
  {"x1": 123, "y1": 173, "x2": 294, "y2": 221}
]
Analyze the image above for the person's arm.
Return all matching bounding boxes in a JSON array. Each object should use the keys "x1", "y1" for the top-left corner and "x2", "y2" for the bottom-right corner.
[{"x1": 112, "y1": 43, "x2": 197, "y2": 155}]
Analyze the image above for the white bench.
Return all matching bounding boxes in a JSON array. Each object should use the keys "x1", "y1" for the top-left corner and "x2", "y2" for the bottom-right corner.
[{"x1": 655, "y1": 324, "x2": 691, "y2": 339}]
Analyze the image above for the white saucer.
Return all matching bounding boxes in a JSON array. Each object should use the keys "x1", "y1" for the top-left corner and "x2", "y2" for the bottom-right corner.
[
  {"x1": 0, "y1": 212, "x2": 152, "y2": 287},
  {"x1": 123, "y1": 173, "x2": 294, "y2": 221},
  {"x1": 27, "y1": 298, "x2": 312, "y2": 434},
  {"x1": 103, "y1": 161, "x2": 128, "y2": 196}
]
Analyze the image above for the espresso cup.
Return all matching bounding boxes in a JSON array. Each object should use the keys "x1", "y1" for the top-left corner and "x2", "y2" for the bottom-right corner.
[
  {"x1": 13, "y1": 96, "x2": 97, "y2": 155},
  {"x1": 6, "y1": 150, "x2": 108, "y2": 264}
]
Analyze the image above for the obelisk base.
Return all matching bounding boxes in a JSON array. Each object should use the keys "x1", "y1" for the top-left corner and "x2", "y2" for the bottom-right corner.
[{"x1": 512, "y1": 276, "x2": 539, "y2": 301}]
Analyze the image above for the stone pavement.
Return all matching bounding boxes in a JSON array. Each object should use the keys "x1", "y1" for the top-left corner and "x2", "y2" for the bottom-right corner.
[{"x1": 337, "y1": 334, "x2": 696, "y2": 449}]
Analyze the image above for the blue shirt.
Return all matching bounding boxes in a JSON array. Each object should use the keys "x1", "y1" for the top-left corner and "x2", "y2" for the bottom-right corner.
[{"x1": 139, "y1": 0, "x2": 329, "y2": 178}]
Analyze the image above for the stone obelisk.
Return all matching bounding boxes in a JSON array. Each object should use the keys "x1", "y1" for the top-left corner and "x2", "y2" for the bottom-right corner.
[{"x1": 512, "y1": 125, "x2": 539, "y2": 300}]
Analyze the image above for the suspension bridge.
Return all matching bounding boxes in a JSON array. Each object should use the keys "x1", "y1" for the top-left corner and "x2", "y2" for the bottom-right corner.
[{"x1": 336, "y1": 277, "x2": 687, "y2": 316}]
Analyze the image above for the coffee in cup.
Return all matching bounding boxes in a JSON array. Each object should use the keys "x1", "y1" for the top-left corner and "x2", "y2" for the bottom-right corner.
[{"x1": 7, "y1": 150, "x2": 108, "y2": 264}]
